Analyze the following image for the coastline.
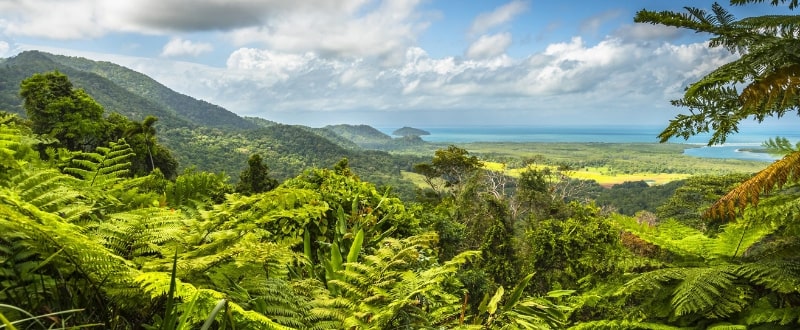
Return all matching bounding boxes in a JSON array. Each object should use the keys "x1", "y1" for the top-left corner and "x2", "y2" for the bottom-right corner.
[{"x1": 375, "y1": 126, "x2": 791, "y2": 162}]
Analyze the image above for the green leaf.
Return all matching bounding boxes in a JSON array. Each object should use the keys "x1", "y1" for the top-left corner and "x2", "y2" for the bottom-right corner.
[
  {"x1": 503, "y1": 272, "x2": 535, "y2": 312},
  {"x1": 487, "y1": 286, "x2": 504, "y2": 315},
  {"x1": 346, "y1": 229, "x2": 364, "y2": 264},
  {"x1": 330, "y1": 242, "x2": 343, "y2": 272}
]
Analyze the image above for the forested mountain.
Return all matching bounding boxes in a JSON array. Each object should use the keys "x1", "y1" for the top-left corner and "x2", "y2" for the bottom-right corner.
[
  {"x1": 323, "y1": 124, "x2": 392, "y2": 147},
  {"x1": 0, "y1": 51, "x2": 424, "y2": 196},
  {"x1": 0, "y1": 51, "x2": 193, "y2": 128},
  {"x1": 323, "y1": 124, "x2": 428, "y2": 150},
  {"x1": 0, "y1": 51, "x2": 255, "y2": 130},
  {"x1": 393, "y1": 126, "x2": 430, "y2": 136},
  {"x1": 5, "y1": 2, "x2": 800, "y2": 329}
]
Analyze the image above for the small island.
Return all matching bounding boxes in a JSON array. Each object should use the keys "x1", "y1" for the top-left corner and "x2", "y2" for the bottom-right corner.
[{"x1": 392, "y1": 126, "x2": 431, "y2": 137}]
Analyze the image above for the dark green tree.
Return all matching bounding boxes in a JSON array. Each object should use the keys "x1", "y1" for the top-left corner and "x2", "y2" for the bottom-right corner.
[
  {"x1": 19, "y1": 71, "x2": 107, "y2": 151},
  {"x1": 107, "y1": 113, "x2": 178, "y2": 179},
  {"x1": 656, "y1": 174, "x2": 750, "y2": 232},
  {"x1": 635, "y1": 1, "x2": 800, "y2": 218},
  {"x1": 413, "y1": 145, "x2": 481, "y2": 198},
  {"x1": 235, "y1": 154, "x2": 278, "y2": 195},
  {"x1": 637, "y1": 2, "x2": 799, "y2": 145},
  {"x1": 125, "y1": 115, "x2": 158, "y2": 171}
]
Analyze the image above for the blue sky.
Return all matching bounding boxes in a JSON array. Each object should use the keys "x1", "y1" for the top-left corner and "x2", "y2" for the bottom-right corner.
[{"x1": 0, "y1": 0, "x2": 794, "y2": 128}]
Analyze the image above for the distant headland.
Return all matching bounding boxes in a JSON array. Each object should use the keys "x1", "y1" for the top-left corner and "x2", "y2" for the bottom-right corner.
[{"x1": 392, "y1": 126, "x2": 431, "y2": 137}]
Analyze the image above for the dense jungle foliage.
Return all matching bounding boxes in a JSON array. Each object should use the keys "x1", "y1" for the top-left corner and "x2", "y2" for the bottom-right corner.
[{"x1": 3, "y1": 1, "x2": 800, "y2": 329}]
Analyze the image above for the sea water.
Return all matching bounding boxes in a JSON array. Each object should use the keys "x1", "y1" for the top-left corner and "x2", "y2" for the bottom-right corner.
[{"x1": 378, "y1": 125, "x2": 800, "y2": 162}]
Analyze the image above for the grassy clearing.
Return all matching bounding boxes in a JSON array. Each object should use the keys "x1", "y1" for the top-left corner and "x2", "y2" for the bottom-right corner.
[
  {"x1": 482, "y1": 161, "x2": 691, "y2": 187},
  {"x1": 397, "y1": 142, "x2": 770, "y2": 188},
  {"x1": 566, "y1": 170, "x2": 690, "y2": 187}
]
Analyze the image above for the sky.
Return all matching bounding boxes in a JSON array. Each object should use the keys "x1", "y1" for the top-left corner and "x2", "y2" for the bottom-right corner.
[{"x1": 0, "y1": 0, "x2": 795, "y2": 128}]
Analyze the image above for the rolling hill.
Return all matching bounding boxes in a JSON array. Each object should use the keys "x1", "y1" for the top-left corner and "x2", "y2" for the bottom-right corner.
[
  {"x1": 0, "y1": 50, "x2": 255, "y2": 130},
  {"x1": 0, "y1": 50, "x2": 422, "y2": 197}
]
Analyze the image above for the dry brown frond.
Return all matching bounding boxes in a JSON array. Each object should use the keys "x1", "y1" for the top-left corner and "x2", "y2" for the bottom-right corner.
[
  {"x1": 740, "y1": 64, "x2": 800, "y2": 111},
  {"x1": 707, "y1": 150, "x2": 800, "y2": 219}
]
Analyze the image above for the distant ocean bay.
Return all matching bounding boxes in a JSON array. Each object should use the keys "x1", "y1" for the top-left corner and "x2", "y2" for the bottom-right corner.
[{"x1": 378, "y1": 125, "x2": 800, "y2": 162}]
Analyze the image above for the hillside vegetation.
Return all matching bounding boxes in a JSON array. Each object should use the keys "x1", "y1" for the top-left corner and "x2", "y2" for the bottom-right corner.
[{"x1": 4, "y1": 5, "x2": 800, "y2": 326}]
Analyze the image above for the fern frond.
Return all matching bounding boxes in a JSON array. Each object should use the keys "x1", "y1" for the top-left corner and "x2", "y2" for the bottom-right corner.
[
  {"x1": 671, "y1": 266, "x2": 747, "y2": 318},
  {"x1": 619, "y1": 268, "x2": 687, "y2": 296},
  {"x1": 568, "y1": 319, "x2": 689, "y2": 329},
  {"x1": 136, "y1": 271, "x2": 290, "y2": 329},
  {"x1": 707, "y1": 150, "x2": 800, "y2": 219},
  {"x1": 92, "y1": 208, "x2": 186, "y2": 261},
  {"x1": 735, "y1": 259, "x2": 800, "y2": 294},
  {"x1": 763, "y1": 136, "x2": 800, "y2": 156},
  {"x1": 0, "y1": 124, "x2": 23, "y2": 172},
  {"x1": 740, "y1": 64, "x2": 800, "y2": 114},
  {"x1": 9, "y1": 168, "x2": 92, "y2": 222},
  {"x1": 614, "y1": 215, "x2": 711, "y2": 260},
  {"x1": 0, "y1": 189, "x2": 141, "y2": 310},
  {"x1": 710, "y1": 219, "x2": 779, "y2": 258},
  {"x1": 742, "y1": 297, "x2": 800, "y2": 326},
  {"x1": 63, "y1": 139, "x2": 134, "y2": 187}
]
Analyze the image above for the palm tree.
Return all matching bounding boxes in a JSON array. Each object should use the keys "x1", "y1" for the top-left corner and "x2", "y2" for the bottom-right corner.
[{"x1": 125, "y1": 115, "x2": 158, "y2": 172}]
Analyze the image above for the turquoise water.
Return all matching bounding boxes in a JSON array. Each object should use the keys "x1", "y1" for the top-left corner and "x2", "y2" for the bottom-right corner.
[{"x1": 378, "y1": 125, "x2": 800, "y2": 162}]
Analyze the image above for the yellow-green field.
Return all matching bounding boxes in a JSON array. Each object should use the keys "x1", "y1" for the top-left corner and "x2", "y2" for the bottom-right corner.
[
  {"x1": 482, "y1": 161, "x2": 690, "y2": 187},
  {"x1": 396, "y1": 142, "x2": 770, "y2": 189},
  {"x1": 563, "y1": 170, "x2": 690, "y2": 187}
]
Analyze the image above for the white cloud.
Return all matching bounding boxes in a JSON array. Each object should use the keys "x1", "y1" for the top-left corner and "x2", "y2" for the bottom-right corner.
[
  {"x1": 466, "y1": 32, "x2": 512, "y2": 59},
  {"x1": 0, "y1": 41, "x2": 9, "y2": 56},
  {"x1": 160, "y1": 37, "x2": 213, "y2": 57},
  {"x1": 468, "y1": 0, "x2": 528, "y2": 35},
  {"x1": 0, "y1": 0, "x2": 108, "y2": 39},
  {"x1": 0, "y1": 0, "x2": 375, "y2": 37},
  {"x1": 227, "y1": 0, "x2": 427, "y2": 64},
  {"x1": 21, "y1": 30, "x2": 737, "y2": 127},
  {"x1": 579, "y1": 9, "x2": 623, "y2": 34},
  {"x1": 212, "y1": 35, "x2": 733, "y2": 125},
  {"x1": 0, "y1": 0, "x2": 427, "y2": 64}
]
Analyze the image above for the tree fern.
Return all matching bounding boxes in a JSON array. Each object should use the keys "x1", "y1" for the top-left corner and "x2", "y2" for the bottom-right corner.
[
  {"x1": 92, "y1": 207, "x2": 186, "y2": 261},
  {"x1": 0, "y1": 187, "x2": 143, "y2": 325},
  {"x1": 136, "y1": 271, "x2": 290, "y2": 329},
  {"x1": 603, "y1": 212, "x2": 800, "y2": 327},
  {"x1": 7, "y1": 168, "x2": 92, "y2": 223},
  {"x1": 707, "y1": 151, "x2": 800, "y2": 219},
  {"x1": 315, "y1": 233, "x2": 478, "y2": 329},
  {"x1": 63, "y1": 138, "x2": 134, "y2": 187}
]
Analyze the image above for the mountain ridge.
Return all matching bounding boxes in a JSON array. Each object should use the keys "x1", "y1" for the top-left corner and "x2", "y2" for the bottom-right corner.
[{"x1": 0, "y1": 50, "x2": 421, "y2": 198}]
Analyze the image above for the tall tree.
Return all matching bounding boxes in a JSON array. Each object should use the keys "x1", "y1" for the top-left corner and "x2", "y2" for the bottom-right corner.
[
  {"x1": 235, "y1": 154, "x2": 278, "y2": 195},
  {"x1": 124, "y1": 115, "x2": 158, "y2": 172},
  {"x1": 635, "y1": 2, "x2": 800, "y2": 218},
  {"x1": 19, "y1": 71, "x2": 106, "y2": 151},
  {"x1": 413, "y1": 145, "x2": 481, "y2": 198}
]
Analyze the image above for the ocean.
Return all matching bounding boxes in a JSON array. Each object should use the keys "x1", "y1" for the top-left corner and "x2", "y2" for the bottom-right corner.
[{"x1": 378, "y1": 125, "x2": 800, "y2": 162}]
